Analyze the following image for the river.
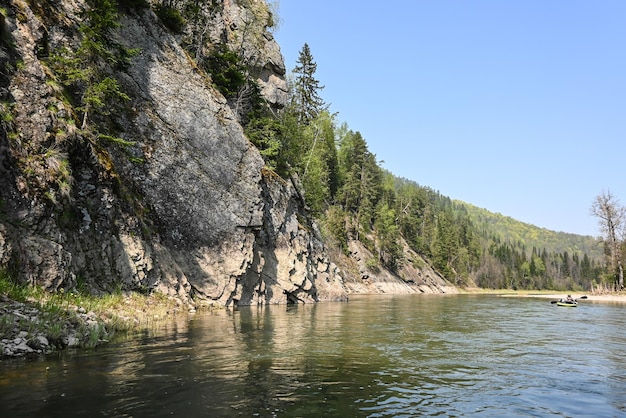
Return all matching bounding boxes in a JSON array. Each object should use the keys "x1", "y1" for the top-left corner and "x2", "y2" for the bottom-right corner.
[{"x1": 1, "y1": 294, "x2": 625, "y2": 417}]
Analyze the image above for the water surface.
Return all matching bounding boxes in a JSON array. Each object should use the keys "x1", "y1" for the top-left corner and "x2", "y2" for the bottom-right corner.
[{"x1": 1, "y1": 294, "x2": 625, "y2": 417}]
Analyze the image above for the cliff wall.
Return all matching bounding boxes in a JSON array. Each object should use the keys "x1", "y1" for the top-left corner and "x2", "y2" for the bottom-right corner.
[{"x1": 0, "y1": 0, "x2": 452, "y2": 306}]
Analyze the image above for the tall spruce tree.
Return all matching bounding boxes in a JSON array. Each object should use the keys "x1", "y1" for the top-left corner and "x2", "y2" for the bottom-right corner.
[{"x1": 292, "y1": 43, "x2": 327, "y2": 124}]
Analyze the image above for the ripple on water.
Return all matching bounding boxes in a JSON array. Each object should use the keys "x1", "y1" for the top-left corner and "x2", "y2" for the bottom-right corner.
[{"x1": 2, "y1": 295, "x2": 626, "y2": 417}]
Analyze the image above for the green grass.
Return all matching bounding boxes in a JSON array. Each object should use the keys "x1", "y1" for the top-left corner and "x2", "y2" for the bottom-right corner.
[
  {"x1": 0, "y1": 313, "x2": 16, "y2": 338},
  {"x1": 0, "y1": 270, "x2": 186, "y2": 352}
]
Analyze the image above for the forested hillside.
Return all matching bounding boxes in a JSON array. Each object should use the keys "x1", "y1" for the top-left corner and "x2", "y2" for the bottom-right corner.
[
  {"x1": 455, "y1": 202, "x2": 604, "y2": 290},
  {"x1": 243, "y1": 40, "x2": 607, "y2": 292},
  {"x1": 461, "y1": 203, "x2": 602, "y2": 257},
  {"x1": 0, "y1": 0, "x2": 610, "y2": 300}
]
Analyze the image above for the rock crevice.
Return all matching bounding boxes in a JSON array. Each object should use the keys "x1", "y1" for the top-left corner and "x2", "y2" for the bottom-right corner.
[{"x1": 0, "y1": 0, "x2": 452, "y2": 306}]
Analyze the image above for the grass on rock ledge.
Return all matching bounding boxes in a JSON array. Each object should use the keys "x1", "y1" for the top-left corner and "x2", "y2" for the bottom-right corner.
[{"x1": 0, "y1": 271, "x2": 185, "y2": 356}]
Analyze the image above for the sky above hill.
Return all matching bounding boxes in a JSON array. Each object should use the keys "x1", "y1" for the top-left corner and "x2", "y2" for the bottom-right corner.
[{"x1": 273, "y1": 0, "x2": 626, "y2": 237}]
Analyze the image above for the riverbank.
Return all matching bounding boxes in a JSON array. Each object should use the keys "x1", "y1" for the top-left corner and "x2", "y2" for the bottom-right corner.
[
  {"x1": 0, "y1": 278, "x2": 190, "y2": 358},
  {"x1": 3, "y1": 283, "x2": 624, "y2": 359},
  {"x1": 514, "y1": 293, "x2": 626, "y2": 303},
  {"x1": 461, "y1": 288, "x2": 626, "y2": 303}
]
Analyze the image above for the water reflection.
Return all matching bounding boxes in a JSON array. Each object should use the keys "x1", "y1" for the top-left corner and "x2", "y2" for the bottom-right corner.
[{"x1": 1, "y1": 295, "x2": 626, "y2": 417}]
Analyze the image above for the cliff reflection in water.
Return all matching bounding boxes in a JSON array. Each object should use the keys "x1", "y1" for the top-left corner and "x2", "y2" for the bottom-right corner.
[
  {"x1": 184, "y1": 301, "x2": 388, "y2": 415},
  {"x1": 2, "y1": 295, "x2": 626, "y2": 417}
]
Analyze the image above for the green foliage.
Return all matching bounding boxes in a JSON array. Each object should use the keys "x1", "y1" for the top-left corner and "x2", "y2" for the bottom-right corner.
[
  {"x1": 244, "y1": 117, "x2": 283, "y2": 170},
  {"x1": 338, "y1": 131, "x2": 368, "y2": 212},
  {"x1": 337, "y1": 129, "x2": 383, "y2": 234},
  {"x1": 302, "y1": 154, "x2": 329, "y2": 213},
  {"x1": 99, "y1": 133, "x2": 136, "y2": 147},
  {"x1": 274, "y1": 108, "x2": 306, "y2": 174},
  {"x1": 46, "y1": 0, "x2": 137, "y2": 164},
  {"x1": 0, "y1": 271, "x2": 182, "y2": 349},
  {"x1": 299, "y1": 112, "x2": 340, "y2": 214},
  {"x1": 321, "y1": 205, "x2": 349, "y2": 254},
  {"x1": 83, "y1": 76, "x2": 130, "y2": 116},
  {"x1": 374, "y1": 202, "x2": 403, "y2": 270},
  {"x1": 81, "y1": 0, "x2": 119, "y2": 35},
  {"x1": 47, "y1": 0, "x2": 135, "y2": 129},
  {"x1": 365, "y1": 257, "x2": 379, "y2": 271},
  {"x1": 206, "y1": 45, "x2": 246, "y2": 98},
  {"x1": 266, "y1": 0, "x2": 279, "y2": 29},
  {"x1": 432, "y1": 208, "x2": 456, "y2": 278},
  {"x1": 15, "y1": 0, "x2": 143, "y2": 206},
  {"x1": 0, "y1": 6, "x2": 11, "y2": 48},
  {"x1": 47, "y1": 46, "x2": 91, "y2": 85},
  {"x1": 291, "y1": 43, "x2": 327, "y2": 124},
  {"x1": 590, "y1": 191, "x2": 625, "y2": 289},
  {"x1": 119, "y1": 0, "x2": 150, "y2": 10},
  {"x1": 154, "y1": 4, "x2": 186, "y2": 33},
  {"x1": 0, "y1": 101, "x2": 14, "y2": 123},
  {"x1": 0, "y1": 269, "x2": 26, "y2": 301}
]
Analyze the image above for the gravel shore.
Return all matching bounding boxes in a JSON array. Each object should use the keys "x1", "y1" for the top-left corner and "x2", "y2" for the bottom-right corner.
[
  {"x1": 1, "y1": 291, "x2": 186, "y2": 359},
  {"x1": 502, "y1": 293, "x2": 626, "y2": 303},
  {"x1": 0, "y1": 295, "x2": 106, "y2": 358}
]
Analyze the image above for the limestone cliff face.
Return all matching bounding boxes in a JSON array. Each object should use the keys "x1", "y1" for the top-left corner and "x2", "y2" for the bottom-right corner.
[
  {"x1": 0, "y1": 0, "x2": 344, "y2": 305},
  {"x1": 0, "y1": 0, "x2": 451, "y2": 305}
]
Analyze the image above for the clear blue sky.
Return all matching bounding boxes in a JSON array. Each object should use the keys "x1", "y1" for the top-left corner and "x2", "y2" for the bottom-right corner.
[{"x1": 273, "y1": 0, "x2": 626, "y2": 237}]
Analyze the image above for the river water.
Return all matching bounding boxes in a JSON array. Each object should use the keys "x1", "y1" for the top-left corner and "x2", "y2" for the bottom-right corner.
[{"x1": 1, "y1": 294, "x2": 625, "y2": 417}]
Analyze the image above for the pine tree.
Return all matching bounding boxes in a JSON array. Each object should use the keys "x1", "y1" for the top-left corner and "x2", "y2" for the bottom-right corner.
[{"x1": 291, "y1": 43, "x2": 327, "y2": 124}]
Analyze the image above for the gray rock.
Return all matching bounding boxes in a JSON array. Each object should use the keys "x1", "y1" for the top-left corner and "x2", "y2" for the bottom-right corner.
[
  {"x1": 14, "y1": 340, "x2": 34, "y2": 354},
  {"x1": 65, "y1": 336, "x2": 81, "y2": 348},
  {"x1": 0, "y1": 0, "x2": 452, "y2": 310},
  {"x1": 27, "y1": 335, "x2": 49, "y2": 350},
  {"x1": 0, "y1": 0, "x2": 344, "y2": 305}
]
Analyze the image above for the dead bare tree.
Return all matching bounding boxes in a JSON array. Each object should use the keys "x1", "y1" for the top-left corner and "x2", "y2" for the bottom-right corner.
[{"x1": 591, "y1": 190, "x2": 625, "y2": 289}]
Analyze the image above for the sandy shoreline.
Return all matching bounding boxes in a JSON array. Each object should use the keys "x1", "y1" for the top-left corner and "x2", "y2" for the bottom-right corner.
[
  {"x1": 459, "y1": 288, "x2": 626, "y2": 303},
  {"x1": 500, "y1": 293, "x2": 626, "y2": 303}
]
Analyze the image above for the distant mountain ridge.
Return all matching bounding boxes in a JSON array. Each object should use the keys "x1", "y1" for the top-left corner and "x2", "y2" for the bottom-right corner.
[
  {"x1": 0, "y1": 0, "x2": 605, "y2": 301},
  {"x1": 456, "y1": 201, "x2": 603, "y2": 261}
]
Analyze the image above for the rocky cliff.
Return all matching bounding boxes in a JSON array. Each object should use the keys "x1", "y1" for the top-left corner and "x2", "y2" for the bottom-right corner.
[{"x1": 0, "y1": 0, "x2": 453, "y2": 306}]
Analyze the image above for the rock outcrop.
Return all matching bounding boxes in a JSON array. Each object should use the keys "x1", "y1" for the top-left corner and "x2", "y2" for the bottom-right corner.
[
  {"x1": 0, "y1": 0, "x2": 452, "y2": 306},
  {"x1": 0, "y1": 0, "x2": 345, "y2": 306},
  {"x1": 343, "y1": 239, "x2": 458, "y2": 295}
]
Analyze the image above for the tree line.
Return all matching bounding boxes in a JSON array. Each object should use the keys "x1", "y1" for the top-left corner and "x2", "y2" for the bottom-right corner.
[
  {"x1": 237, "y1": 42, "x2": 612, "y2": 292},
  {"x1": 5, "y1": 0, "x2": 616, "y2": 292},
  {"x1": 59, "y1": 0, "x2": 626, "y2": 289},
  {"x1": 51, "y1": 0, "x2": 614, "y2": 292}
]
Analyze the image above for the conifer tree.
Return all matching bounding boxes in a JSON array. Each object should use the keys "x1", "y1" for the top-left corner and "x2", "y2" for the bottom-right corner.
[
  {"x1": 374, "y1": 202, "x2": 402, "y2": 270},
  {"x1": 48, "y1": 0, "x2": 136, "y2": 130},
  {"x1": 292, "y1": 43, "x2": 327, "y2": 124},
  {"x1": 300, "y1": 112, "x2": 340, "y2": 213},
  {"x1": 338, "y1": 131, "x2": 367, "y2": 213},
  {"x1": 433, "y1": 208, "x2": 457, "y2": 278},
  {"x1": 581, "y1": 253, "x2": 592, "y2": 281}
]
